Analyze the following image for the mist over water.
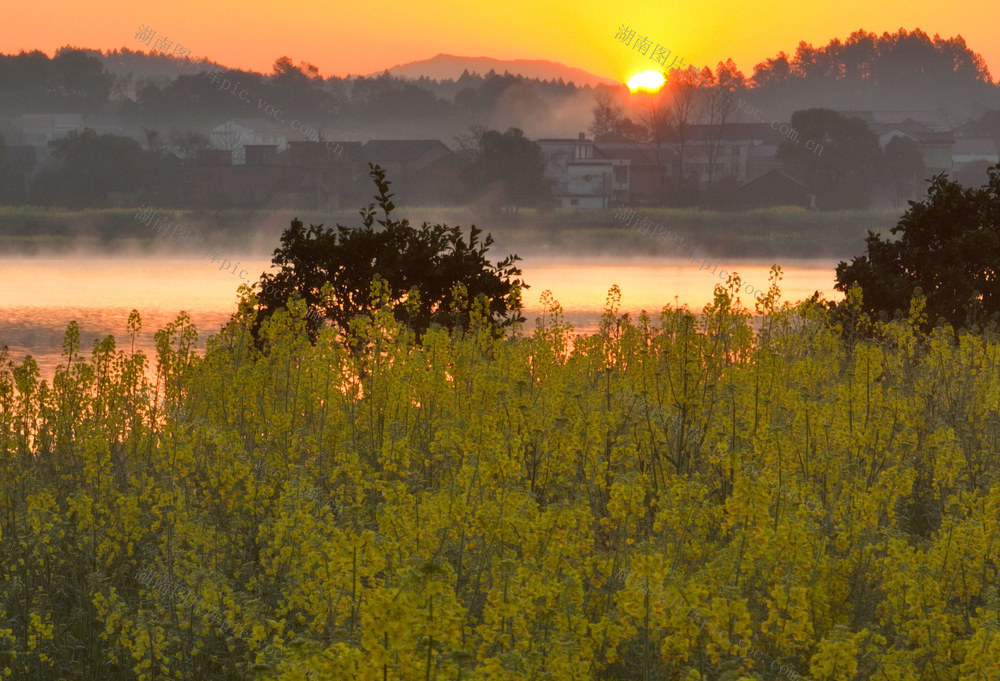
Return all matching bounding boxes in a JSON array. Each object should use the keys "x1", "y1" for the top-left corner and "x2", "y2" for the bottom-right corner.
[{"x1": 0, "y1": 254, "x2": 839, "y2": 378}]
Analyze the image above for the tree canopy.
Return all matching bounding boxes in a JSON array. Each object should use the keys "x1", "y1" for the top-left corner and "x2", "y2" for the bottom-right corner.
[
  {"x1": 753, "y1": 28, "x2": 992, "y2": 87},
  {"x1": 835, "y1": 163, "x2": 1000, "y2": 329},
  {"x1": 776, "y1": 108, "x2": 881, "y2": 209},
  {"x1": 245, "y1": 164, "x2": 527, "y2": 343},
  {"x1": 34, "y1": 128, "x2": 154, "y2": 207},
  {"x1": 589, "y1": 89, "x2": 645, "y2": 143},
  {"x1": 881, "y1": 135, "x2": 927, "y2": 208},
  {"x1": 465, "y1": 127, "x2": 553, "y2": 214}
]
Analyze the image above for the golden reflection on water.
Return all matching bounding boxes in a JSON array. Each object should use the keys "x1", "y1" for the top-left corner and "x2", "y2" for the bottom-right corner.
[
  {"x1": 1, "y1": 255, "x2": 840, "y2": 378},
  {"x1": 521, "y1": 256, "x2": 839, "y2": 316}
]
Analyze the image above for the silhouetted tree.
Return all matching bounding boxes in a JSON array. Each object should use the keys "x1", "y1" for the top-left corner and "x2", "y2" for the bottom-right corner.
[
  {"x1": 838, "y1": 30, "x2": 879, "y2": 82},
  {"x1": 246, "y1": 164, "x2": 527, "y2": 344},
  {"x1": 49, "y1": 48, "x2": 113, "y2": 110},
  {"x1": 453, "y1": 124, "x2": 488, "y2": 162},
  {"x1": 966, "y1": 110, "x2": 1000, "y2": 139},
  {"x1": 0, "y1": 48, "x2": 111, "y2": 113},
  {"x1": 35, "y1": 128, "x2": 151, "y2": 207},
  {"x1": 881, "y1": 135, "x2": 926, "y2": 207},
  {"x1": 272, "y1": 56, "x2": 309, "y2": 83},
  {"x1": 834, "y1": 164, "x2": 1000, "y2": 329},
  {"x1": 751, "y1": 51, "x2": 793, "y2": 87},
  {"x1": 701, "y1": 60, "x2": 745, "y2": 206},
  {"x1": 777, "y1": 108, "x2": 880, "y2": 209},
  {"x1": 348, "y1": 71, "x2": 447, "y2": 124},
  {"x1": 143, "y1": 128, "x2": 162, "y2": 152},
  {"x1": 631, "y1": 78, "x2": 671, "y2": 202},
  {"x1": 168, "y1": 128, "x2": 210, "y2": 159},
  {"x1": 662, "y1": 67, "x2": 702, "y2": 205},
  {"x1": 748, "y1": 28, "x2": 992, "y2": 113},
  {"x1": 590, "y1": 89, "x2": 643, "y2": 143},
  {"x1": 466, "y1": 127, "x2": 553, "y2": 213}
]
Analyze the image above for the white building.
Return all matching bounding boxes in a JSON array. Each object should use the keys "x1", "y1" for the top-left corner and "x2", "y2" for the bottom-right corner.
[
  {"x1": 13, "y1": 113, "x2": 85, "y2": 147},
  {"x1": 874, "y1": 120, "x2": 954, "y2": 173},
  {"x1": 211, "y1": 118, "x2": 290, "y2": 164},
  {"x1": 537, "y1": 133, "x2": 630, "y2": 209},
  {"x1": 951, "y1": 138, "x2": 999, "y2": 170}
]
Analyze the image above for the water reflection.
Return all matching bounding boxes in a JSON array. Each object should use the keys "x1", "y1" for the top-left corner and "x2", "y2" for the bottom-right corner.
[{"x1": 1, "y1": 255, "x2": 840, "y2": 378}]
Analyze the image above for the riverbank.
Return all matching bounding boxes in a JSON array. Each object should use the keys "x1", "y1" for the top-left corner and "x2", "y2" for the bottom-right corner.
[{"x1": 0, "y1": 205, "x2": 901, "y2": 260}]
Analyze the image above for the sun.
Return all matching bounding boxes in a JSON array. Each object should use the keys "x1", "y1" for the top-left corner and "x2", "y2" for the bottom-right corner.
[{"x1": 627, "y1": 70, "x2": 666, "y2": 93}]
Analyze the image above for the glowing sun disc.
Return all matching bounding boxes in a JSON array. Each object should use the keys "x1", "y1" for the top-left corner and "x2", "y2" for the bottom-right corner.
[{"x1": 628, "y1": 70, "x2": 666, "y2": 92}]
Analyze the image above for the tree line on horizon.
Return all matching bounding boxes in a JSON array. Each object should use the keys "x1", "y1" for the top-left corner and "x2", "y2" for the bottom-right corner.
[
  {"x1": 2, "y1": 29, "x2": 1000, "y2": 211},
  {"x1": 591, "y1": 69, "x2": 931, "y2": 211},
  {"x1": 1, "y1": 28, "x2": 998, "y2": 138},
  {"x1": 587, "y1": 29, "x2": 1000, "y2": 210}
]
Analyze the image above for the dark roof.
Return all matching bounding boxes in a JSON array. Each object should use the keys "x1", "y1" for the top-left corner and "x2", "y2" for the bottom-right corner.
[
  {"x1": 594, "y1": 122, "x2": 788, "y2": 149},
  {"x1": 592, "y1": 143, "x2": 662, "y2": 164},
  {"x1": 597, "y1": 142, "x2": 700, "y2": 165},
  {"x1": 334, "y1": 141, "x2": 364, "y2": 160},
  {"x1": 540, "y1": 142, "x2": 614, "y2": 159},
  {"x1": 874, "y1": 121, "x2": 954, "y2": 144},
  {"x1": 740, "y1": 168, "x2": 809, "y2": 190},
  {"x1": 220, "y1": 118, "x2": 287, "y2": 131},
  {"x1": 839, "y1": 111, "x2": 943, "y2": 127},
  {"x1": 361, "y1": 140, "x2": 451, "y2": 161},
  {"x1": 681, "y1": 122, "x2": 784, "y2": 142}
]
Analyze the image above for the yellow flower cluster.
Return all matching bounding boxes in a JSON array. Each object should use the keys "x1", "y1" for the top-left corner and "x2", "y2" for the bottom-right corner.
[{"x1": 1, "y1": 271, "x2": 999, "y2": 680}]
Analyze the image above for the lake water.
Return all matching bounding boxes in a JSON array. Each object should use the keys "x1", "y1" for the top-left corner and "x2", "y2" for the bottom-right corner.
[{"x1": 0, "y1": 254, "x2": 840, "y2": 378}]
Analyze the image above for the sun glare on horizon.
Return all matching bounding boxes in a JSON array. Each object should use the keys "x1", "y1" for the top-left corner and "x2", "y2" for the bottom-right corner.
[{"x1": 627, "y1": 70, "x2": 666, "y2": 92}]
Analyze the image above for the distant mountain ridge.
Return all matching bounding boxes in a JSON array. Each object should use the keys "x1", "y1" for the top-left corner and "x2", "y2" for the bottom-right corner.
[
  {"x1": 86, "y1": 48, "x2": 617, "y2": 87},
  {"x1": 375, "y1": 53, "x2": 618, "y2": 86}
]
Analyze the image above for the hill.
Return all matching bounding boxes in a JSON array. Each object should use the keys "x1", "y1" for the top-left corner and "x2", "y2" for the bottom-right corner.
[{"x1": 376, "y1": 52, "x2": 618, "y2": 86}]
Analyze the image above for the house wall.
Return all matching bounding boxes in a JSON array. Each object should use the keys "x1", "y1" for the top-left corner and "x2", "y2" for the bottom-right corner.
[
  {"x1": 562, "y1": 165, "x2": 611, "y2": 207},
  {"x1": 211, "y1": 123, "x2": 288, "y2": 164},
  {"x1": 953, "y1": 152, "x2": 999, "y2": 165},
  {"x1": 922, "y1": 144, "x2": 953, "y2": 172},
  {"x1": 408, "y1": 154, "x2": 465, "y2": 205},
  {"x1": 360, "y1": 145, "x2": 462, "y2": 206},
  {"x1": 540, "y1": 144, "x2": 574, "y2": 180},
  {"x1": 683, "y1": 141, "x2": 755, "y2": 184},
  {"x1": 539, "y1": 139, "x2": 629, "y2": 209},
  {"x1": 413, "y1": 144, "x2": 452, "y2": 169}
]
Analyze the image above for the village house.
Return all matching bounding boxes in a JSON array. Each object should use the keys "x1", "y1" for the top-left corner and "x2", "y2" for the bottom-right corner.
[
  {"x1": 361, "y1": 140, "x2": 464, "y2": 205},
  {"x1": 872, "y1": 119, "x2": 955, "y2": 173},
  {"x1": 951, "y1": 137, "x2": 999, "y2": 171},
  {"x1": 211, "y1": 118, "x2": 290, "y2": 164},
  {"x1": 540, "y1": 123, "x2": 788, "y2": 208},
  {"x1": 170, "y1": 141, "x2": 365, "y2": 209},
  {"x1": 536, "y1": 133, "x2": 631, "y2": 208}
]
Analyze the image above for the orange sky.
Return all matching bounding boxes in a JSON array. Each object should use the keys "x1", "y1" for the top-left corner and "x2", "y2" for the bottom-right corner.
[{"x1": 4, "y1": 0, "x2": 999, "y2": 84}]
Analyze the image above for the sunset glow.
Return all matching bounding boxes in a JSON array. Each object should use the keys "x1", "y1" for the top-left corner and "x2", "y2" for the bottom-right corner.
[
  {"x1": 3, "y1": 0, "x2": 998, "y2": 81},
  {"x1": 627, "y1": 70, "x2": 666, "y2": 92}
]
